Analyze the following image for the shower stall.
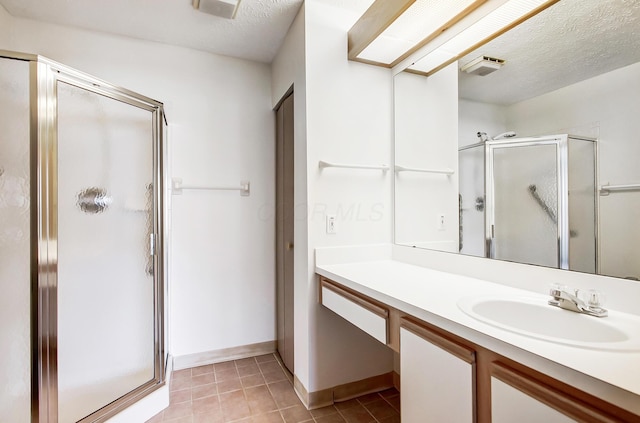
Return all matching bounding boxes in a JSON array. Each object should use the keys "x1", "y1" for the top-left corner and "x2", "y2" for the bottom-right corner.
[
  {"x1": 459, "y1": 134, "x2": 597, "y2": 273},
  {"x1": 0, "y1": 50, "x2": 167, "y2": 422}
]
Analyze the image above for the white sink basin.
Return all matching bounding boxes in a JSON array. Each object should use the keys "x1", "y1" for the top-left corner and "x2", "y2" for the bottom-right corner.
[{"x1": 458, "y1": 296, "x2": 640, "y2": 351}]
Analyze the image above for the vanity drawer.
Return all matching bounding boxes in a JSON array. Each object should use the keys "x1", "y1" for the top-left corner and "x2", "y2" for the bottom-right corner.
[{"x1": 320, "y1": 277, "x2": 389, "y2": 344}]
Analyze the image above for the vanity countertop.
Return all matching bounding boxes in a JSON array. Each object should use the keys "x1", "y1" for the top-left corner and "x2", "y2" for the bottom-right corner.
[{"x1": 315, "y1": 258, "x2": 640, "y2": 414}]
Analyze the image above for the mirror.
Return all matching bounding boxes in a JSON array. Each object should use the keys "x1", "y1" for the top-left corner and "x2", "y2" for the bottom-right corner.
[{"x1": 394, "y1": 0, "x2": 640, "y2": 280}]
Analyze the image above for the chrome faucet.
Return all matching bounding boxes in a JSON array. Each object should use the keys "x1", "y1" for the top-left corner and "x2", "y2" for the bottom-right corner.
[{"x1": 548, "y1": 285, "x2": 608, "y2": 317}]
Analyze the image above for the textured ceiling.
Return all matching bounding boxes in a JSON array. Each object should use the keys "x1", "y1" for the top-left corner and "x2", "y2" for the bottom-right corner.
[
  {"x1": 0, "y1": 0, "x2": 373, "y2": 63},
  {"x1": 457, "y1": 0, "x2": 640, "y2": 105},
  {"x1": 7, "y1": 0, "x2": 632, "y2": 100}
]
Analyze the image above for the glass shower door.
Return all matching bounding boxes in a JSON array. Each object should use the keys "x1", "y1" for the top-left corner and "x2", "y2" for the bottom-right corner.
[
  {"x1": 56, "y1": 81, "x2": 156, "y2": 422},
  {"x1": 0, "y1": 56, "x2": 31, "y2": 423},
  {"x1": 458, "y1": 145, "x2": 485, "y2": 257},
  {"x1": 488, "y1": 143, "x2": 560, "y2": 268}
]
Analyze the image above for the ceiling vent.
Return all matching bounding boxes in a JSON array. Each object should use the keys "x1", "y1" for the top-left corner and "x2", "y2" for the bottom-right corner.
[
  {"x1": 193, "y1": 0, "x2": 241, "y2": 19},
  {"x1": 460, "y1": 56, "x2": 505, "y2": 76}
]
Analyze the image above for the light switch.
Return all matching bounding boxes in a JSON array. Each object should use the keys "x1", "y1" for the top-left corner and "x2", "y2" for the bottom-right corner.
[
  {"x1": 326, "y1": 215, "x2": 336, "y2": 234},
  {"x1": 437, "y1": 214, "x2": 446, "y2": 231}
]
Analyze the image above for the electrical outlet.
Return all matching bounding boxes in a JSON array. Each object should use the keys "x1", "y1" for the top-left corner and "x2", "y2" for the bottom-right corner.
[
  {"x1": 437, "y1": 214, "x2": 446, "y2": 231},
  {"x1": 326, "y1": 215, "x2": 336, "y2": 234}
]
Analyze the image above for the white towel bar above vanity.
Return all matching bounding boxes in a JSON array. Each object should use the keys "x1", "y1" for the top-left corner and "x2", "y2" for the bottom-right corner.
[
  {"x1": 395, "y1": 165, "x2": 454, "y2": 175},
  {"x1": 319, "y1": 160, "x2": 389, "y2": 171}
]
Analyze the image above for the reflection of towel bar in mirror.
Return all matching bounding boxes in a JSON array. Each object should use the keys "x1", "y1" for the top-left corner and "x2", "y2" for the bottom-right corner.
[
  {"x1": 599, "y1": 183, "x2": 640, "y2": 196},
  {"x1": 395, "y1": 165, "x2": 454, "y2": 175},
  {"x1": 319, "y1": 160, "x2": 389, "y2": 171},
  {"x1": 172, "y1": 177, "x2": 250, "y2": 196}
]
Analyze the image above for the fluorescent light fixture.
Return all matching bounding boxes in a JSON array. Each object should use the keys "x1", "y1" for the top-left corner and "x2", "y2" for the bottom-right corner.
[
  {"x1": 351, "y1": 0, "x2": 487, "y2": 66},
  {"x1": 193, "y1": 0, "x2": 241, "y2": 19},
  {"x1": 409, "y1": 0, "x2": 556, "y2": 75}
]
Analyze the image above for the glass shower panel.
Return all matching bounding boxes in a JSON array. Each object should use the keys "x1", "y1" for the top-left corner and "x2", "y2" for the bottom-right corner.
[
  {"x1": 56, "y1": 81, "x2": 155, "y2": 422},
  {"x1": 0, "y1": 57, "x2": 31, "y2": 423},
  {"x1": 568, "y1": 138, "x2": 596, "y2": 273},
  {"x1": 459, "y1": 145, "x2": 485, "y2": 257},
  {"x1": 491, "y1": 144, "x2": 558, "y2": 267}
]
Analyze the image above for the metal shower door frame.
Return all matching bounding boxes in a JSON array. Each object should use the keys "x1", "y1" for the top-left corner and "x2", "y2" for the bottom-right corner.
[
  {"x1": 0, "y1": 50, "x2": 167, "y2": 423},
  {"x1": 484, "y1": 135, "x2": 570, "y2": 270}
]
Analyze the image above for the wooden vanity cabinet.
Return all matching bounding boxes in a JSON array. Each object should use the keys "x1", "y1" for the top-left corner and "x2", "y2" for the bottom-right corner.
[
  {"x1": 484, "y1": 359, "x2": 640, "y2": 423},
  {"x1": 317, "y1": 276, "x2": 640, "y2": 422},
  {"x1": 490, "y1": 362, "x2": 614, "y2": 423},
  {"x1": 401, "y1": 317, "x2": 476, "y2": 423}
]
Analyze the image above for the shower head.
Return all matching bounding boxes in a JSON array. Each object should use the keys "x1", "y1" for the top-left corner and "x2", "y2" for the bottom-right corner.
[
  {"x1": 477, "y1": 132, "x2": 490, "y2": 142},
  {"x1": 476, "y1": 131, "x2": 517, "y2": 143}
]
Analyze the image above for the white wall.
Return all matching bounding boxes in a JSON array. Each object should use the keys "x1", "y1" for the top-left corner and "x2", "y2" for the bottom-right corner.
[
  {"x1": 1, "y1": 11, "x2": 276, "y2": 362},
  {"x1": 304, "y1": 0, "x2": 394, "y2": 392},
  {"x1": 458, "y1": 99, "x2": 507, "y2": 147},
  {"x1": 272, "y1": 0, "x2": 395, "y2": 395},
  {"x1": 0, "y1": 5, "x2": 11, "y2": 41},
  {"x1": 394, "y1": 68, "x2": 459, "y2": 251},
  {"x1": 506, "y1": 62, "x2": 640, "y2": 279}
]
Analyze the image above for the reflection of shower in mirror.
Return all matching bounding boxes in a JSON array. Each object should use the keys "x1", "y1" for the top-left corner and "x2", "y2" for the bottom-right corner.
[{"x1": 459, "y1": 134, "x2": 597, "y2": 273}]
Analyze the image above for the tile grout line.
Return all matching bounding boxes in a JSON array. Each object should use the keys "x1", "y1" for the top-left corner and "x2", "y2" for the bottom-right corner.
[
  {"x1": 161, "y1": 355, "x2": 399, "y2": 423},
  {"x1": 234, "y1": 356, "x2": 251, "y2": 422},
  {"x1": 261, "y1": 353, "x2": 289, "y2": 423}
]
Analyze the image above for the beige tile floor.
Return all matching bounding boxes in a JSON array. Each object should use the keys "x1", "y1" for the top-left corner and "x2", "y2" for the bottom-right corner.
[{"x1": 146, "y1": 353, "x2": 400, "y2": 423}]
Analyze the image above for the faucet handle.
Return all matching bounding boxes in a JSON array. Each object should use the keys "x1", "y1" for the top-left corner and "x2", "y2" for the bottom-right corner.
[
  {"x1": 549, "y1": 283, "x2": 567, "y2": 297},
  {"x1": 578, "y1": 289, "x2": 606, "y2": 309}
]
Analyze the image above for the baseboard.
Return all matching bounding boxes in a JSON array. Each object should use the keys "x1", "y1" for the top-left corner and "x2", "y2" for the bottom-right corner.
[
  {"x1": 332, "y1": 372, "x2": 395, "y2": 403},
  {"x1": 293, "y1": 376, "x2": 313, "y2": 409},
  {"x1": 173, "y1": 341, "x2": 276, "y2": 370},
  {"x1": 295, "y1": 371, "x2": 397, "y2": 410}
]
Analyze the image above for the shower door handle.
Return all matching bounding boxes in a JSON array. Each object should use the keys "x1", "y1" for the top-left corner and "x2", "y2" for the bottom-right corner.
[
  {"x1": 77, "y1": 187, "x2": 112, "y2": 214},
  {"x1": 149, "y1": 233, "x2": 155, "y2": 256},
  {"x1": 486, "y1": 225, "x2": 495, "y2": 259}
]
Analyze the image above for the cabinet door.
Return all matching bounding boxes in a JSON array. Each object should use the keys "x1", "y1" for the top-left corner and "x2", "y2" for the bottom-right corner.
[
  {"x1": 490, "y1": 362, "x2": 622, "y2": 423},
  {"x1": 401, "y1": 319, "x2": 475, "y2": 423},
  {"x1": 492, "y1": 377, "x2": 575, "y2": 423}
]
